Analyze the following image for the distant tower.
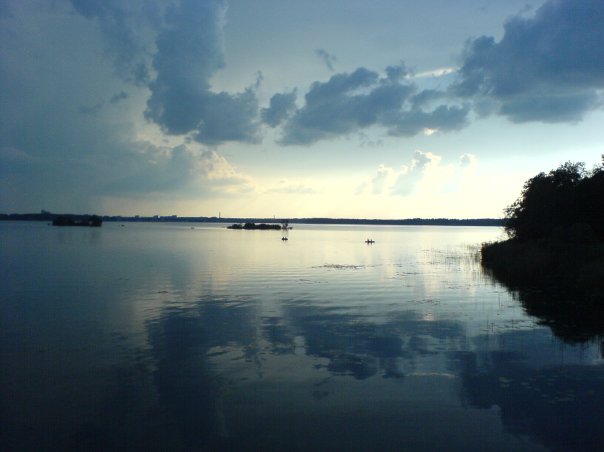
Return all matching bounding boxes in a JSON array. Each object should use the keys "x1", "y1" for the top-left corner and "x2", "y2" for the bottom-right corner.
[{"x1": 219, "y1": 211, "x2": 221, "y2": 219}]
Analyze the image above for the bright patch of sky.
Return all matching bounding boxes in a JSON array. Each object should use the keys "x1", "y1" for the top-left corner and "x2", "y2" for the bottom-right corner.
[{"x1": 1, "y1": 0, "x2": 603, "y2": 218}]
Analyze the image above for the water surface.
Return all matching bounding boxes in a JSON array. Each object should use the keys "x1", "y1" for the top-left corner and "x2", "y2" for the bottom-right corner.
[{"x1": 1, "y1": 222, "x2": 602, "y2": 450}]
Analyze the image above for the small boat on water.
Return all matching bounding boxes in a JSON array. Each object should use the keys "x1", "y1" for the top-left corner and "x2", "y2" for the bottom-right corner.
[
  {"x1": 365, "y1": 239, "x2": 375, "y2": 244},
  {"x1": 281, "y1": 237, "x2": 288, "y2": 241}
]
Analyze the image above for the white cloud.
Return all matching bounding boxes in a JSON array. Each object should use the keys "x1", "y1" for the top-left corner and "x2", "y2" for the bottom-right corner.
[
  {"x1": 391, "y1": 150, "x2": 440, "y2": 195},
  {"x1": 370, "y1": 164, "x2": 396, "y2": 194},
  {"x1": 359, "y1": 151, "x2": 477, "y2": 198},
  {"x1": 412, "y1": 150, "x2": 440, "y2": 169},
  {"x1": 196, "y1": 150, "x2": 256, "y2": 194},
  {"x1": 412, "y1": 67, "x2": 457, "y2": 78}
]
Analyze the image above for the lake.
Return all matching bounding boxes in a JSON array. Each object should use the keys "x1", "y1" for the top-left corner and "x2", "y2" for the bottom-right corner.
[{"x1": 1, "y1": 222, "x2": 603, "y2": 451}]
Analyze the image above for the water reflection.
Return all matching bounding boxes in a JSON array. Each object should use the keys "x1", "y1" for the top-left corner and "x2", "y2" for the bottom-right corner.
[
  {"x1": 456, "y1": 342, "x2": 604, "y2": 451},
  {"x1": 144, "y1": 294, "x2": 535, "y2": 450},
  {"x1": 483, "y1": 258, "x2": 604, "y2": 347},
  {"x1": 141, "y1": 283, "x2": 603, "y2": 448},
  {"x1": 146, "y1": 300, "x2": 254, "y2": 448},
  {"x1": 514, "y1": 289, "x2": 604, "y2": 346},
  {"x1": 280, "y1": 305, "x2": 466, "y2": 380},
  {"x1": 2, "y1": 222, "x2": 602, "y2": 450}
]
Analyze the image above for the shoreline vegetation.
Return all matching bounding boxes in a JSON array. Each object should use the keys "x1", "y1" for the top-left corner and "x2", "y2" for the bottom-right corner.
[
  {"x1": 51, "y1": 214, "x2": 102, "y2": 227},
  {"x1": 481, "y1": 158, "x2": 604, "y2": 304},
  {"x1": 0, "y1": 212, "x2": 502, "y2": 227}
]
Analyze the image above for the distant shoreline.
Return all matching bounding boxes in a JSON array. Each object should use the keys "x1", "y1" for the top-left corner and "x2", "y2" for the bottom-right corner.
[{"x1": 0, "y1": 212, "x2": 503, "y2": 227}]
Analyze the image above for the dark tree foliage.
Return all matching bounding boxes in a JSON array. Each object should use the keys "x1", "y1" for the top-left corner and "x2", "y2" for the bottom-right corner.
[{"x1": 504, "y1": 157, "x2": 604, "y2": 241}]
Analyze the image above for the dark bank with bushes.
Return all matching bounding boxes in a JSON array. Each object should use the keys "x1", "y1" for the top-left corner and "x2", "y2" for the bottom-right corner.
[
  {"x1": 52, "y1": 214, "x2": 103, "y2": 227},
  {"x1": 481, "y1": 157, "x2": 604, "y2": 309}
]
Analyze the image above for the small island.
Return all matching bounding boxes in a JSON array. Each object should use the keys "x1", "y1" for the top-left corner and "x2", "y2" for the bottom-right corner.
[
  {"x1": 481, "y1": 158, "x2": 604, "y2": 301},
  {"x1": 52, "y1": 214, "x2": 103, "y2": 227},
  {"x1": 227, "y1": 222, "x2": 281, "y2": 230}
]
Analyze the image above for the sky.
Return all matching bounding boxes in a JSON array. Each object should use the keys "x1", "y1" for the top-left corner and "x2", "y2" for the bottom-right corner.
[{"x1": 1, "y1": 0, "x2": 603, "y2": 219}]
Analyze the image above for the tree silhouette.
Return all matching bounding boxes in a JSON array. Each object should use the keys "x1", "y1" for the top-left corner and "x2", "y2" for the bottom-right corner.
[{"x1": 504, "y1": 160, "x2": 604, "y2": 241}]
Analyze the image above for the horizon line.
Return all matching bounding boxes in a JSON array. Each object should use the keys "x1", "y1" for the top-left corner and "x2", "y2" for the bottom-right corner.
[{"x1": 1, "y1": 211, "x2": 504, "y2": 226}]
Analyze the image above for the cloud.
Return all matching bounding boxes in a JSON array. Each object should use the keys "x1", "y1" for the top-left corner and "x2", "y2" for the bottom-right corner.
[
  {"x1": 358, "y1": 151, "x2": 432, "y2": 197},
  {"x1": 413, "y1": 150, "x2": 440, "y2": 169},
  {"x1": 0, "y1": 1, "x2": 257, "y2": 212},
  {"x1": 69, "y1": 0, "x2": 262, "y2": 145},
  {"x1": 143, "y1": 0, "x2": 260, "y2": 145},
  {"x1": 385, "y1": 64, "x2": 408, "y2": 82},
  {"x1": 413, "y1": 67, "x2": 456, "y2": 78},
  {"x1": 69, "y1": 0, "x2": 159, "y2": 84},
  {"x1": 411, "y1": 89, "x2": 446, "y2": 108},
  {"x1": 261, "y1": 90, "x2": 298, "y2": 127},
  {"x1": 280, "y1": 66, "x2": 469, "y2": 145},
  {"x1": 105, "y1": 143, "x2": 201, "y2": 194},
  {"x1": 391, "y1": 151, "x2": 440, "y2": 196},
  {"x1": 83, "y1": 142, "x2": 256, "y2": 198},
  {"x1": 453, "y1": 0, "x2": 604, "y2": 123},
  {"x1": 198, "y1": 150, "x2": 255, "y2": 192},
  {"x1": 370, "y1": 165, "x2": 396, "y2": 195},
  {"x1": 360, "y1": 151, "x2": 471, "y2": 197},
  {"x1": 315, "y1": 49, "x2": 337, "y2": 71},
  {"x1": 275, "y1": 0, "x2": 604, "y2": 142},
  {"x1": 386, "y1": 105, "x2": 470, "y2": 136},
  {"x1": 438, "y1": 153, "x2": 480, "y2": 194},
  {"x1": 388, "y1": 166, "x2": 422, "y2": 196},
  {"x1": 2, "y1": 0, "x2": 600, "y2": 214}
]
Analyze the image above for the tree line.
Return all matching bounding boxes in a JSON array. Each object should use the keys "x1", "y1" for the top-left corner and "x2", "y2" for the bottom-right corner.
[{"x1": 504, "y1": 156, "x2": 604, "y2": 241}]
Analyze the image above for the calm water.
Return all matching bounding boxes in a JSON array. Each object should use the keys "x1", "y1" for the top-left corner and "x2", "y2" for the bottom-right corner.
[{"x1": 1, "y1": 222, "x2": 603, "y2": 451}]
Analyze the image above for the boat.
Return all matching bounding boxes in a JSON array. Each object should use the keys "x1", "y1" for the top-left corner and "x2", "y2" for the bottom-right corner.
[{"x1": 365, "y1": 239, "x2": 375, "y2": 244}]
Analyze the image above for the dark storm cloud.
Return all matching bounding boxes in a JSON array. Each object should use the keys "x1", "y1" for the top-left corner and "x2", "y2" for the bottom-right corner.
[
  {"x1": 453, "y1": 0, "x2": 604, "y2": 123},
  {"x1": 69, "y1": 0, "x2": 159, "y2": 84},
  {"x1": 4, "y1": 0, "x2": 604, "y2": 212},
  {"x1": 144, "y1": 0, "x2": 260, "y2": 144},
  {"x1": 384, "y1": 64, "x2": 408, "y2": 82},
  {"x1": 280, "y1": 0, "x2": 604, "y2": 145},
  {"x1": 71, "y1": 0, "x2": 258, "y2": 145},
  {"x1": 410, "y1": 89, "x2": 446, "y2": 108},
  {"x1": 190, "y1": 88, "x2": 259, "y2": 144},
  {"x1": 0, "y1": 0, "x2": 258, "y2": 212},
  {"x1": 280, "y1": 67, "x2": 467, "y2": 145},
  {"x1": 261, "y1": 90, "x2": 298, "y2": 127},
  {"x1": 72, "y1": 0, "x2": 261, "y2": 145},
  {"x1": 386, "y1": 105, "x2": 470, "y2": 136}
]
